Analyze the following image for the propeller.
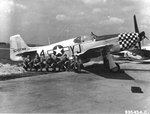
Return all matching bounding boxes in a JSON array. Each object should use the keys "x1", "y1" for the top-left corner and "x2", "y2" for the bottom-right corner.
[{"x1": 134, "y1": 15, "x2": 148, "y2": 49}]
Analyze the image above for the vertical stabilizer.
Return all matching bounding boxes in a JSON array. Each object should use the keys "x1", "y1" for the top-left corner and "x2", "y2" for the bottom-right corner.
[{"x1": 10, "y1": 34, "x2": 29, "y2": 61}]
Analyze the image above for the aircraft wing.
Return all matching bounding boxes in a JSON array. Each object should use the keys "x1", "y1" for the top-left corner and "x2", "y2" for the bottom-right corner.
[{"x1": 77, "y1": 44, "x2": 112, "y2": 59}]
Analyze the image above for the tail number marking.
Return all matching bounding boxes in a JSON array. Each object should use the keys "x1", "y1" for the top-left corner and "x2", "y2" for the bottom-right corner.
[{"x1": 13, "y1": 48, "x2": 26, "y2": 53}]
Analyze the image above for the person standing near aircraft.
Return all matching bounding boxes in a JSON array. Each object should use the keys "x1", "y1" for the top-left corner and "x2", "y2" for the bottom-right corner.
[
  {"x1": 57, "y1": 54, "x2": 69, "y2": 71},
  {"x1": 39, "y1": 55, "x2": 46, "y2": 71},
  {"x1": 73, "y1": 55, "x2": 82, "y2": 72},
  {"x1": 68, "y1": 56, "x2": 75, "y2": 71},
  {"x1": 67, "y1": 55, "x2": 82, "y2": 72},
  {"x1": 33, "y1": 54, "x2": 41, "y2": 71},
  {"x1": 28, "y1": 58, "x2": 34, "y2": 71},
  {"x1": 45, "y1": 54, "x2": 54, "y2": 71},
  {"x1": 51, "y1": 55, "x2": 60, "y2": 71},
  {"x1": 22, "y1": 55, "x2": 31, "y2": 71}
]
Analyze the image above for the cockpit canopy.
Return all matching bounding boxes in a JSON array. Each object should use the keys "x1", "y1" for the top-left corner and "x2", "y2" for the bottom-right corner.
[
  {"x1": 73, "y1": 36, "x2": 82, "y2": 43},
  {"x1": 73, "y1": 35, "x2": 93, "y2": 43}
]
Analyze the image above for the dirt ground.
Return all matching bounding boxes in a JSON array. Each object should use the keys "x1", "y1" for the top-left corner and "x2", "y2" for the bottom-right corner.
[{"x1": 0, "y1": 61, "x2": 150, "y2": 113}]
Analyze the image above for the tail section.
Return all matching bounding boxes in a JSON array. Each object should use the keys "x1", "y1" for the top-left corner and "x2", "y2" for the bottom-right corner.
[{"x1": 10, "y1": 34, "x2": 29, "y2": 61}]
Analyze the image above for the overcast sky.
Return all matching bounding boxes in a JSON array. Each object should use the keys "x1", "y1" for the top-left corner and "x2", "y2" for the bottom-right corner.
[{"x1": 0, "y1": 0, "x2": 150, "y2": 45}]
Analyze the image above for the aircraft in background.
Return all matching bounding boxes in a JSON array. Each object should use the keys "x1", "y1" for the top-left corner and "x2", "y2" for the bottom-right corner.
[{"x1": 10, "y1": 15, "x2": 147, "y2": 72}]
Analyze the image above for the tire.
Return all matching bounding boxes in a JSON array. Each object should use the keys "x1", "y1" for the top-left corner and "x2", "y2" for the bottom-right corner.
[{"x1": 110, "y1": 63, "x2": 120, "y2": 72}]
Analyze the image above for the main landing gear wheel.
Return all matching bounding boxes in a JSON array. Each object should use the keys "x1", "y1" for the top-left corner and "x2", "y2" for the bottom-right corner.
[{"x1": 110, "y1": 63, "x2": 120, "y2": 72}]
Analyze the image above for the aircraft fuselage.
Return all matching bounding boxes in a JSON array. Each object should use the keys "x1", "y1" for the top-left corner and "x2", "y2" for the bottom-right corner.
[{"x1": 25, "y1": 32, "x2": 140, "y2": 61}]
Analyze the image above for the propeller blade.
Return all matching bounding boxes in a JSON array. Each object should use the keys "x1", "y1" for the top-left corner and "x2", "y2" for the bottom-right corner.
[
  {"x1": 133, "y1": 15, "x2": 148, "y2": 49},
  {"x1": 134, "y1": 15, "x2": 139, "y2": 33},
  {"x1": 138, "y1": 42, "x2": 141, "y2": 49},
  {"x1": 134, "y1": 15, "x2": 142, "y2": 49}
]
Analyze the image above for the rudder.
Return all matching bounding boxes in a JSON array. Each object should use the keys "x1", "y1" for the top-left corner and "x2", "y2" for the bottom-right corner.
[{"x1": 10, "y1": 34, "x2": 29, "y2": 61}]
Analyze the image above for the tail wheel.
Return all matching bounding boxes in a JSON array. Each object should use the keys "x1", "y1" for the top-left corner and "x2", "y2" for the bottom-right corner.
[{"x1": 110, "y1": 63, "x2": 120, "y2": 72}]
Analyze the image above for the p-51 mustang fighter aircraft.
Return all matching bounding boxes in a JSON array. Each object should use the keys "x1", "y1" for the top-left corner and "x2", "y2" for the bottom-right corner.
[{"x1": 10, "y1": 15, "x2": 147, "y2": 72}]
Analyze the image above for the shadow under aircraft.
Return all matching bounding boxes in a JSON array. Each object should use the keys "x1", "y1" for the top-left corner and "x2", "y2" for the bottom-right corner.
[{"x1": 83, "y1": 63, "x2": 134, "y2": 80}]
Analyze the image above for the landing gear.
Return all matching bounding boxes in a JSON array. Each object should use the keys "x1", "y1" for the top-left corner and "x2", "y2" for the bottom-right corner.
[
  {"x1": 110, "y1": 63, "x2": 120, "y2": 72},
  {"x1": 103, "y1": 52, "x2": 120, "y2": 72}
]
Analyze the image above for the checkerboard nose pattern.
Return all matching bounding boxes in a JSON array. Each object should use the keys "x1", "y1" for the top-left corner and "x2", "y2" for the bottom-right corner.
[{"x1": 118, "y1": 33, "x2": 139, "y2": 50}]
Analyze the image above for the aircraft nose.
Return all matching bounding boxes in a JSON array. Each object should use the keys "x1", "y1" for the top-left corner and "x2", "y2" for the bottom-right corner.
[{"x1": 118, "y1": 33, "x2": 139, "y2": 51}]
